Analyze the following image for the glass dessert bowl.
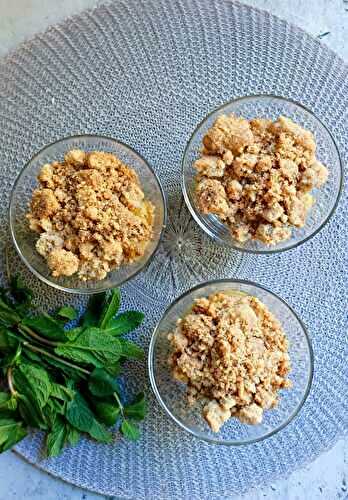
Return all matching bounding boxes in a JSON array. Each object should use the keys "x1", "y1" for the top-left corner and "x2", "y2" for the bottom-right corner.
[
  {"x1": 182, "y1": 95, "x2": 343, "y2": 253},
  {"x1": 148, "y1": 279, "x2": 313, "y2": 445},
  {"x1": 9, "y1": 135, "x2": 166, "y2": 294}
]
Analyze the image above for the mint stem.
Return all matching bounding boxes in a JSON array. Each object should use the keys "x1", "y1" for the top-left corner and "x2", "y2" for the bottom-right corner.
[
  {"x1": 19, "y1": 324, "x2": 58, "y2": 347},
  {"x1": 24, "y1": 343, "x2": 90, "y2": 376},
  {"x1": 113, "y1": 391, "x2": 124, "y2": 417},
  {"x1": 7, "y1": 367, "x2": 16, "y2": 396}
]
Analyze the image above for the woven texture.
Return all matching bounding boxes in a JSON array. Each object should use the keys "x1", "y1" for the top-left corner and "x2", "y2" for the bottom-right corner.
[{"x1": 0, "y1": 0, "x2": 347, "y2": 497}]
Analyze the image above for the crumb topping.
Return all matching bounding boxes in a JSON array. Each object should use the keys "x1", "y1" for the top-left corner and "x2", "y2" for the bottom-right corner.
[
  {"x1": 194, "y1": 115, "x2": 329, "y2": 245},
  {"x1": 168, "y1": 291, "x2": 292, "y2": 432},
  {"x1": 27, "y1": 149, "x2": 155, "y2": 281}
]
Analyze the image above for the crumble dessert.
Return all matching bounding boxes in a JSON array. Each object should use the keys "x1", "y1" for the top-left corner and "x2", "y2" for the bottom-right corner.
[
  {"x1": 168, "y1": 291, "x2": 291, "y2": 432},
  {"x1": 27, "y1": 149, "x2": 155, "y2": 281},
  {"x1": 194, "y1": 114, "x2": 329, "y2": 245}
]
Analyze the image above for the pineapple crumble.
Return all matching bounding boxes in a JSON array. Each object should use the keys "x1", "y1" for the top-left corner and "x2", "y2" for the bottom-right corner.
[
  {"x1": 194, "y1": 114, "x2": 328, "y2": 245},
  {"x1": 168, "y1": 292, "x2": 292, "y2": 432},
  {"x1": 27, "y1": 149, "x2": 155, "y2": 281}
]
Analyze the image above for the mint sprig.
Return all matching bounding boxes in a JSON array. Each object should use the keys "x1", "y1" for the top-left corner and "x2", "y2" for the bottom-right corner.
[{"x1": 0, "y1": 279, "x2": 147, "y2": 457}]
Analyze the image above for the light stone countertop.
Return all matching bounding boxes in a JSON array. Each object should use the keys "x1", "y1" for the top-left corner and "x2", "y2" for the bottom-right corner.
[{"x1": 0, "y1": 0, "x2": 346, "y2": 499}]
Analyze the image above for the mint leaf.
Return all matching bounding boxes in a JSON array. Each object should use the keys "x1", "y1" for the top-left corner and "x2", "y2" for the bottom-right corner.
[
  {"x1": 119, "y1": 339, "x2": 144, "y2": 360},
  {"x1": 65, "y1": 394, "x2": 94, "y2": 431},
  {"x1": 89, "y1": 419, "x2": 113, "y2": 443},
  {"x1": 22, "y1": 348, "x2": 42, "y2": 364},
  {"x1": 66, "y1": 393, "x2": 112, "y2": 444},
  {"x1": 0, "y1": 298, "x2": 21, "y2": 327},
  {"x1": 94, "y1": 402, "x2": 120, "y2": 426},
  {"x1": 39, "y1": 353, "x2": 86, "y2": 381},
  {"x1": 46, "y1": 416, "x2": 67, "y2": 457},
  {"x1": 51, "y1": 383, "x2": 75, "y2": 402},
  {"x1": 124, "y1": 393, "x2": 147, "y2": 421},
  {"x1": 0, "y1": 344, "x2": 22, "y2": 369},
  {"x1": 55, "y1": 328, "x2": 122, "y2": 367},
  {"x1": 120, "y1": 420, "x2": 140, "y2": 441},
  {"x1": 0, "y1": 393, "x2": 10, "y2": 405},
  {"x1": 43, "y1": 399, "x2": 63, "y2": 428},
  {"x1": 17, "y1": 394, "x2": 46, "y2": 430},
  {"x1": 0, "y1": 392, "x2": 17, "y2": 412},
  {"x1": 56, "y1": 306, "x2": 78, "y2": 322},
  {"x1": 99, "y1": 290, "x2": 121, "y2": 329},
  {"x1": 0, "y1": 328, "x2": 19, "y2": 353},
  {"x1": 104, "y1": 311, "x2": 144, "y2": 336},
  {"x1": 65, "y1": 327, "x2": 83, "y2": 342},
  {"x1": 13, "y1": 364, "x2": 50, "y2": 429},
  {"x1": 22, "y1": 315, "x2": 66, "y2": 342},
  {"x1": 0, "y1": 418, "x2": 27, "y2": 452},
  {"x1": 9, "y1": 276, "x2": 33, "y2": 315},
  {"x1": 88, "y1": 368, "x2": 120, "y2": 397},
  {"x1": 104, "y1": 361, "x2": 122, "y2": 377},
  {"x1": 65, "y1": 425, "x2": 80, "y2": 446},
  {"x1": 50, "y1": 398, "x2": 65, "y2": 415},
  {"x1": 81, "y1": 293, "x2": 107, "y2": 327},
  {"x1": 55, "y1": 343, "x2": 102, "y2": 368},
  {"x1": 15, "y1": 363, "x2": 52, "y2": 409}
]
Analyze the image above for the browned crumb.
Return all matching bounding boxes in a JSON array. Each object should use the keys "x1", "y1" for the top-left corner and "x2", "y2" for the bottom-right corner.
[
  {"x1": 168, "y1": 292, "x2": 292, "y2": 432},
  {"x1": 27, "y1": 149, "x2": 155, "y2": 281},
  {"x1": 194, "y1": 115, "x2": 329, "y2": 245}
]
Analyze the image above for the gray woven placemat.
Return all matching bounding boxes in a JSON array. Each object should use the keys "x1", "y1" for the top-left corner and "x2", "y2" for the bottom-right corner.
[{"x1": 0, "y1": 0, "x2": 347, "y2": 497}]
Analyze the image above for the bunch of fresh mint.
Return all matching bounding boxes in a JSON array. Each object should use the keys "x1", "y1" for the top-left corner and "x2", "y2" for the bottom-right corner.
[{"x1": 0, "y1": 276, "x2": 147, "y2": 457}]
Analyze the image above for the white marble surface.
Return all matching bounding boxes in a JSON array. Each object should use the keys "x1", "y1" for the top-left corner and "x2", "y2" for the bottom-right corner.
[{"x1": 0, "y1": 0, "x2": 347, "y2": 499}]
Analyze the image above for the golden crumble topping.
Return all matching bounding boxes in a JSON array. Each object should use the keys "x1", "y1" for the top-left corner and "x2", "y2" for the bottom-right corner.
[
  {"x1": 168, "y1": 292, "x2": 292, "y2": 432},
  {"x1": 194, "y1": 114, "x2": 329, "y2": 245},
  {"x1": 27, "y1": 149, "x2": 155, "y2": 281}
]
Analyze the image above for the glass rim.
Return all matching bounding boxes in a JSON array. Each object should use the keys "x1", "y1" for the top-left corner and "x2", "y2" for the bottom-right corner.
[
  {"x1": 181, "y1": 93, "x2": 344, "y2": 254},
  {"x1": 148, "y1": 278, "x2": 314, "y2": 446},
  {"x1": 8, "y1": 133, "x2": 167, "y2": 295}
]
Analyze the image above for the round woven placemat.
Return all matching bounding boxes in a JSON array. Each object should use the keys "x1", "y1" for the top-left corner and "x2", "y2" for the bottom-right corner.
[{"x1": 0, "y1": 0, "x2": 347, "y2": 497}]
